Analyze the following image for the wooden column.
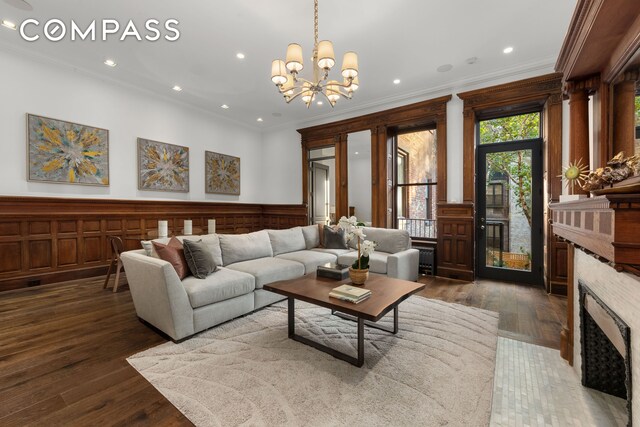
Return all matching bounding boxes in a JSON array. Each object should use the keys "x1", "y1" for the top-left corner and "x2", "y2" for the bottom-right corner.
[
  {"x1": 462, "y1": 108, "x2": 476, "y2": 203},
  {"x1": 336, "y1": 134, "x2": 349, "y2": 220},
  {"x1": 612, "y1": 71, "x2": 638, "y2": 157},
  {"x1": 566, "y1": 81, "x2": 592, "y2": 195},
  {"x1": 371, "y1": 125, "x2": 388, "y2": 228}
]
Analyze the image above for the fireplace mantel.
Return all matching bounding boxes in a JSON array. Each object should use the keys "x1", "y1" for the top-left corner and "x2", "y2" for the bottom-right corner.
[{"x1": 550, "y1": 194, "x2": 640, "y2": 275}]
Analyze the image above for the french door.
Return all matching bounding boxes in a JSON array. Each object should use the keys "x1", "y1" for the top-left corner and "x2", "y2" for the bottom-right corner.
[{"x1": 476, "y1": 139, "x2": 543, "y2": 285}]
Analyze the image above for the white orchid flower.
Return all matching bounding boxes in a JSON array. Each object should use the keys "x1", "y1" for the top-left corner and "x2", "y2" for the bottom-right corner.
[{"x1": 360, "y1": 240, "x2": 377, "y2": 257}]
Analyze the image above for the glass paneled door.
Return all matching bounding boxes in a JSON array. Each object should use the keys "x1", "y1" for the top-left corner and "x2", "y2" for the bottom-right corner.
[{"x1": 476, "y1": 140, "x2": 543, "y2": 285}]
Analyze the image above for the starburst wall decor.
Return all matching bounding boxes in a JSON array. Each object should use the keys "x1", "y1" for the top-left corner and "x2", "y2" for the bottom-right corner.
[
  {"x1": 137, "y1": 138, "x2": 189, "y2": 192},
  {"x1": 205, "y1": 151, "x2": 240, "y2": 195},
  {"x1": 27, "y1": 114, "x2": 109, "y2": 186},
  {"x1": 558, "y1": 158, "x2": 589, "y2": 193}
]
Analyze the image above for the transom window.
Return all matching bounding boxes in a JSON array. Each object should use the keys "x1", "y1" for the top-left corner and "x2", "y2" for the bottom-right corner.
[{"x1": 479, "y1": 112, "x2": 541, "y2": 145}]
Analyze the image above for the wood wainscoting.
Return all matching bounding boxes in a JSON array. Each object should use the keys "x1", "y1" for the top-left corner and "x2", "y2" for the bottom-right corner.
[
  {"x1": 0, "y1": 197, "x2": 307, "y2": 292},
  {"x1": 436, "y1": 203, "x2": 474, "y2": 281}
]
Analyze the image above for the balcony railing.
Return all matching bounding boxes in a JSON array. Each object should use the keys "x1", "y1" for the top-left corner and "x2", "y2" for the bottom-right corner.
[{"x1": 397, "y1": 218, "x2": 436, "y2": 239}]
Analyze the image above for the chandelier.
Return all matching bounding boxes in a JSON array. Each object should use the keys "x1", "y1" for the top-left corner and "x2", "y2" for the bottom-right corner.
[{"x1": 270, "y1": 0, "x2": 359, "y2": 108}]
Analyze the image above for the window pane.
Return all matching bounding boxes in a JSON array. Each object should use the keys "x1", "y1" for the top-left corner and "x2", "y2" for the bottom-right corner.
[
  {"x1": 309, "y1": 146, "x2": 335, "y2": 159},
  {"x1": 396, "y1": 185, "x2": 437, "y2": 239},
  {"x1": 479, "y1": 112, "x2": 540, "y2": 145},
  {"x1": 397, "y1": 130, "x2": 437, "y2": 183}
]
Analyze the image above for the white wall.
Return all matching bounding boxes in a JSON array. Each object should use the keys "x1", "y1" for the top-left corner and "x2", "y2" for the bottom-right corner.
[
  {"x1": 260, "y1": 66, "x2": 559, "y2": 205},
  {"x1": 347, "y1": 130, "x2": 372, "y2": 223},
  {"x1": 0, "y1": 48, "x2": 264, "y2": 203},
  {"x1": 260, "y1": 126, "x2": 302, "y2": 204}
]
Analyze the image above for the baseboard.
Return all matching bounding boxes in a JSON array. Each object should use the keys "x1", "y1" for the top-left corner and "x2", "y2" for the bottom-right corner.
[
  {"x1": 0, "y1": 265, "x2": 109, "y2": 292},
  {"x1": 435, "y1": 266, "x2": 474, "y2": 282}
]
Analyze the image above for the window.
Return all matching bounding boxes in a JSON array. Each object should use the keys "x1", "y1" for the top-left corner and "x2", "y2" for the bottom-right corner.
[
  {"x1": 395, "y1": 129, "x2": 437, "y2": 239},
  {"x1": 479, "y1": 112, "x2": 541, "y2": 145},
  {"x1": 486, "y1": 183, "x2": 504, "y2": 208}
]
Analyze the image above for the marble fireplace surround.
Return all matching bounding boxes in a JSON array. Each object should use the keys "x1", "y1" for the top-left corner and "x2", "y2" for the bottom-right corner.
[{"x1": 573, "y1": 249, "x2": 639, "y2": 425}]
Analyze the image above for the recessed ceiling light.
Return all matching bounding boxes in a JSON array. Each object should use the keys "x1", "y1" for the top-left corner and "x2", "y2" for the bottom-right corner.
[
  {"x1": 221, "y1": 104, "x2": 229, "y2": 109},
  {"x1": 172, "y1": 85, "x2": 182, "y2": 92},
  {"x1": 236, "y1": 53, "x2": 245, "y2": 59},
  {"x1": 436, "y1": 64, "x2": 453, "y2": 73},
  {"x1": 104, "y1": 59, "x2": 117, "y2": 67},
  {"x1": 317, "y1": 101, "x2": 323, "y2": 105},
  {"x1": 1, "y1": 19, "x2": 17, "y2": 30},
  {"x1": 355, "y1": 152, "x2": 359, "y2": 155},
  {"x1": 503, "y1": 46, "x2": 514, "y2": 54},
  {"x1": 465, "y1": 57, "x2": 478, "y2": 65},
  {"x1": 393, "y1": 79, "x2": 401, "y2": 85},
  {"x1": 257, "y1": 117, "x2": 263, "y2": 122}
]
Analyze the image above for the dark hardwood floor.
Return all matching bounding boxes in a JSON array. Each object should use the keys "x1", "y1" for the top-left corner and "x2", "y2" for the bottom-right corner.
[
  {"x1": 0, "y1": 274, "x2": 566, "y2": 425},
  {"x1": 417, "y1": 276, "x2": 567, "y2": 349}
]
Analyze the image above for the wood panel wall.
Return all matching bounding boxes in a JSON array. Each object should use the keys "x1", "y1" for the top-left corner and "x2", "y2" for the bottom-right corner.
[
  {"x1": 0, "y1": 197, "x2": 307, "y2": 292},
  {"x1": 436, "y1": 203, "x2": 474, "y2": 281}
]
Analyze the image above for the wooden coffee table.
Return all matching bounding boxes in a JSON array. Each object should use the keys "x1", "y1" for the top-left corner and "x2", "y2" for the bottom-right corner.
[{"x1": 263, "y1": 273, "x2": 425, "y2": 367}]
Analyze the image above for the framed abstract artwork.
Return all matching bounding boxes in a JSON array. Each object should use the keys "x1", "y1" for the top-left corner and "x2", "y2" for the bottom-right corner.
[
  {"x1": 137, "y1": 138, "x2": 189, "y2": 192},
  {"x1": 205, "y1": 151, "x2": 240, "y2": 195},
  {"x1": 27, "y1": 114, "x2": 109, "y2": 186}
]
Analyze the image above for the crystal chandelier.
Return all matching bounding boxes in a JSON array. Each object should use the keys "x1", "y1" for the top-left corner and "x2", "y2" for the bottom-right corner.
[{"x1": 270, "y1": 0, "x2": 359, "y2": 108}]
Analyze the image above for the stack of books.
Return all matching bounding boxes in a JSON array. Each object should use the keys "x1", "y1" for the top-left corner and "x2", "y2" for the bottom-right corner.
[{"x1": 329, "y1": 284, "x2": 372, "y2": 304}]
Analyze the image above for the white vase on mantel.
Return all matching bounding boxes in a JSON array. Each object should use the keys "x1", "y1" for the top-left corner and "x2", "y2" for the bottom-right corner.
[{"x1": 559, "y1": 194, "x2": 589, "y2": 203}]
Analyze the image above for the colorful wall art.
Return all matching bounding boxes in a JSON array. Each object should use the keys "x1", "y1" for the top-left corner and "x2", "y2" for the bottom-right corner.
[
  {"x1": 27, "y1": 114, "x2": 109, "y2": 186},
  {"x1": 205, "y1": 151, "x2": 240, "y2": 195},
  {"x1": 138, "y1": 138, "x2": 189, "y2": 192}
]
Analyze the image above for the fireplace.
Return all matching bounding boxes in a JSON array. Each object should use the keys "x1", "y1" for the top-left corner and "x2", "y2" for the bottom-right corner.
[{"x1": 579, "y1": 282, "x2": 632, "y2": 424}]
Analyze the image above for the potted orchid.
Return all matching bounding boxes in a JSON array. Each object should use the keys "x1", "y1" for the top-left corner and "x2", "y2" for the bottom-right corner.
[{"x1": 338, "y1": 216, "x2": 376, "y2": 285}]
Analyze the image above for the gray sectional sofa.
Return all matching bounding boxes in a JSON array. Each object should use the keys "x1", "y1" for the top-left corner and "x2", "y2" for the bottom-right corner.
[{"x1": 121, "y1": 225, "x2": 419, "y2": 341}]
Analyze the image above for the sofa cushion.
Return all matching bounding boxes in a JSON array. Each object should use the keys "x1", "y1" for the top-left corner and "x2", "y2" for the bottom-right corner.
[
  {"x1": 276, "y1": 250, "x2": 337, "y2": 274},
  {"x1": 219, "y1": 230, "x2": 273, "y2": 266},
  {"x1": 311, "y1": 248, "x2": 354, "y2": 257},
  {"x1": 152, "y1": 237, "x2": 190, "y2": 279},
  {"x1": 183, "y1": 234, "x2": 223, "y2": 267},
  {"x1": 267, "y1": 228, "x2": 306, "y2": 256},
  {"x1": 182, "y1": 239, "x2": 218, "y2": 279},
  {"x1": 338, "y1": 251, "x2": 390, "y2": 274},
  {"x1": 361, "y1": 227, "x2": 411, "y2": 254},
  {"x1": 182, "y1": 268, "x2": 255, "y2": 309},
  {"x1": 300, "y1": 225, "x2": 320, "y2": 249},
  {"x1": 323, "y1": 226, "x2": 348, "y2": 249},
  {"x1": 226, "y1": 257, "x2": 305, "y2": 289}
]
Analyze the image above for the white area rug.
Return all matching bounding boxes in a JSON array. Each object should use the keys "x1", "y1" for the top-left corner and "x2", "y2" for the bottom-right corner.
[{"x1": 128, "y1": 296, "x2": 499, "y2": 427}]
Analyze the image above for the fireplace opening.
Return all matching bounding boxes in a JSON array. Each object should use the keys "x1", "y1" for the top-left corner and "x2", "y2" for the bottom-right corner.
[{"x1": 579, "y1": 282, "x2": 632, "y2": 424}]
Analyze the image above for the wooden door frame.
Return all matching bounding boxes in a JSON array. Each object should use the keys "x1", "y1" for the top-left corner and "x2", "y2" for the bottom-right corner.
[{"x1": 457, "y1": 73, "x2": 564, "y2": 291}]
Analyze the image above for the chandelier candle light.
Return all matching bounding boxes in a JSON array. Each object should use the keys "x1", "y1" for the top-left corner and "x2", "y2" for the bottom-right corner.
[{"x1": 270, "y1": 0, "x2": 359, "y2": 108}]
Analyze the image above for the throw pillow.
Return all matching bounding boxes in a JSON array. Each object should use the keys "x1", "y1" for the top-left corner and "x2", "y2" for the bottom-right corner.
[
  {"x1": 301, "y1": 224, "x2": 320, "y2": 249},
  {"x1": 152, "y1": 237, "x2": 190, "y2": 279},
  {"x1": 182, "y1": 239, "x2": 218, "y2": 279},
  {"x1": 323, "y1": 225, "x2": 348, "y2": 249}
]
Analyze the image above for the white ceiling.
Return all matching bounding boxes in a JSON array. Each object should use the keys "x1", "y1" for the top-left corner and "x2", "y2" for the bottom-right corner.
[{"x1": 0, "y1": 0, "x2": 577, "y2": 130}]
